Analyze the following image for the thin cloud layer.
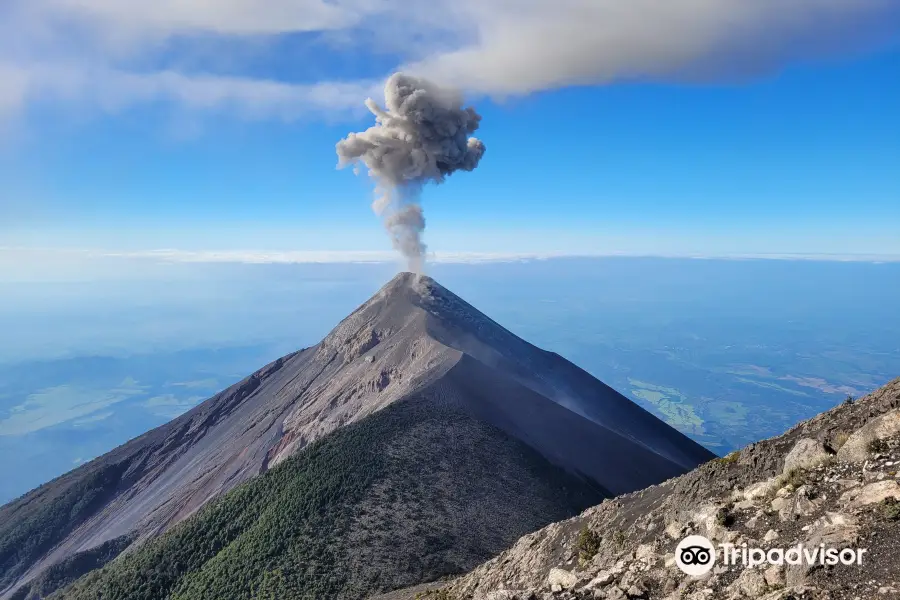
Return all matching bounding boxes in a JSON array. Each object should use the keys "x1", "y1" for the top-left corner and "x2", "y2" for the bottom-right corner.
[
  {"x1": 1, "y1": 0, "x2": 898, "y2": 120},
  {"x1": 0, "y1": 63, "x2": 380, "y2": 120},
  {"x1": 42, "y1": 0, "x2": 359, "y2": 35}
]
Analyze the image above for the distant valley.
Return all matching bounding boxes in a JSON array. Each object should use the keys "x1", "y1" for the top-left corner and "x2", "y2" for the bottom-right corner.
[{"x1": 1, "y1": 259, "x2": 897, "y2": 502}]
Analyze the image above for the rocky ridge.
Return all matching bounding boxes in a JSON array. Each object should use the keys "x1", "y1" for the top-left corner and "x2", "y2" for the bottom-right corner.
[{"x1": 379, "y1": 378, "x2": 900, "y2": 600}]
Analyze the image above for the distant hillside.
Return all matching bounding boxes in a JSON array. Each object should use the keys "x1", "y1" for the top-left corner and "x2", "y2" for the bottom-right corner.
[{"x1": 1, "y1": 273, "x2": 712, "y2": 599}]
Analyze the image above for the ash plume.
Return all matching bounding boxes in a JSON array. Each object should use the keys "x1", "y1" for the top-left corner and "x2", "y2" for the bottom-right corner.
[{"x1": 336, "y1": 72, "x2": 485, "y2": 272}]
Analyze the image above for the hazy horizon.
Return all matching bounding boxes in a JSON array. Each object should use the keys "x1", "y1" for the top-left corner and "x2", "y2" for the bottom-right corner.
[{"x1": 1, "y1": 256, "x2": 898, "y2": 502}]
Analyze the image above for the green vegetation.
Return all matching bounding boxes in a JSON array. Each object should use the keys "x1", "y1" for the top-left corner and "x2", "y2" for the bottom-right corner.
[
  {"x1": 765, "y1": 467, "x2": 810, "y2": 502},
  {"x1": 575, "y1": 526, "x2": 602, "y2": 563},
  {"x1": 628, "y1": 380, "x2": 705, "y2": 435},
  {"x1": 781, "y1": 468, "x2": 808, "y2": 490},
  {"x1": 0, "y1": 462, "x2": 129, "y2": 592},
  {"x1": 832, "y1": 432, "x2": 850, "y2": 450},
  {"x1": 716, "y1": 503, "x2": 735, "y2": 528},
  {"x1": 868, "y1": 438, "x2": 890, "y2": 454},
  {"x1": 880, "y1": 497, "x2": 900, "y2": 522},
  {"x1": 51, "y1": 397, "x2": 601, "y2": 600},
  {"x1": 56, "y1": 406, "x2": 391, "y2": 600},
  {"x1": 611, "y1": 530, "x2": 626, "y2": 549},
  {"x1": 714, "y1": 451, "x2": 740, "y2": 465},
  {"x1": 9, "y1": 535, "x2": 134, "y2": 600}
]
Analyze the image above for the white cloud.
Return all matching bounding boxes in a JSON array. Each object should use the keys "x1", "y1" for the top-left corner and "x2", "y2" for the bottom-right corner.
[
  {"x1": 403, "y1": 0, "x2": 900, "y2": 95},
  {"x1": 0, "y1": 66, "x2": 30, "y2": 117},
  {"x1": 1, "y1": 0, "x2": 897, "y2": 121},
  {"x1": 0, "y1": 378, "x2": 147, "y2": 435},
  {"x1": 5, "y1": 247, "x2": 899, "y2": 272},
  {"x1": 0, "y1": 62, "x2": 380, "y2": 120},
  {"x1": 97, "y1": 248, "x2": 565, "y2": 264},
  {"x1": 0, "y1": 0, "x2": 900, "y2": 119},
  {"x1": 43, "y1": 0, "x2": 361, "y2": 36}
]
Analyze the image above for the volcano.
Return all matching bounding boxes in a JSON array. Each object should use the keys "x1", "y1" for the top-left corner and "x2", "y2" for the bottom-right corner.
[{"x1": 0, "y1": 273, "x2": 713, "y2": 600}]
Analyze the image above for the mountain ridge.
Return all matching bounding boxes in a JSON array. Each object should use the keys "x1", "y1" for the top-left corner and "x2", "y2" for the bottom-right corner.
[
  {"x1": 380, "y1": 377, "x2": 900, "y2": 600},
  {"x1": 0, "y1": 272, "x2": 713, "y2": 600}
]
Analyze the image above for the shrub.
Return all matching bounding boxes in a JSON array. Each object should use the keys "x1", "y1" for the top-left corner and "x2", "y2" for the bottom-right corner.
[
  {"x1": 575, "y1": 526, "x2": 602, "y2": 563},
  {"x1": 716, "y1": 503, "x2": 736, "y2": 528},
  {"x1": 832, "y1": 432, "x2": 850, "y2": 450},
  {"x1": 769, "y1": 468, "x2": 808, "y2": 498},
  {"x1": 783, "y1": 468, "x2": 807, "y2": 489},
  {"x1": 868, "y1": 438, "x2": 890, "y2": 454},
  {"x1": 714, "y1": 451, "x2": 740, "y2": 466},
  {"x1": 880, "y1": 497, "x2": 900, "y2": 522}
]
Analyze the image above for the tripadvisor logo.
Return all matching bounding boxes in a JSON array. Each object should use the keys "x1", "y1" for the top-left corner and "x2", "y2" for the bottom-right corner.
[
  {"x1": 675, "y1": 535, "x2": 868, "y2": 577},
  {"x1": 675, "y1": 535, "x2": 716, "y2": 576}
]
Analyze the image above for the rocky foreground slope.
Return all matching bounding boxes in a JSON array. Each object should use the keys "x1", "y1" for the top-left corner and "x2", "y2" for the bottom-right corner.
[
  {"x1": 381, "y1": 378, "x2": 900, "y2": 600},
  {"x1": 1, "y1": 273, "x2": 711, "y2": 600}
]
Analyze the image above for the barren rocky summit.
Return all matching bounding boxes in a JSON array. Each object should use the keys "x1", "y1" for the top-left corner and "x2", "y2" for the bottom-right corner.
[{"x1": 377, "y1": 378, "x2": 900, "y2": 600}]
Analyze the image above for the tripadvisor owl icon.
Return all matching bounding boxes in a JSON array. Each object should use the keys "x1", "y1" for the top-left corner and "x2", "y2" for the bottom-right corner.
[{"x1": 675, "y1": 535, "x2": 716, "y2": 576}]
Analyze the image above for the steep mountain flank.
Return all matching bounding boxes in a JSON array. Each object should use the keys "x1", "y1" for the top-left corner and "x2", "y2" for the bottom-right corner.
[
  {"x1": 45, "y1": 394, "x2": 600, "y2": 600},
  {"x1": 1, "y1": 272, "x2": 712, "y2": 599}
]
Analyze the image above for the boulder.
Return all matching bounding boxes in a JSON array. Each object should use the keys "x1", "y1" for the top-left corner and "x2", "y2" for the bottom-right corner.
[
  {"x1": 547, "y1": 567, "x2": 578, "y2": 591},
  {"x1": 785, "y1": 562, "x2": 813, "y2": 588},
  {"x1": 605, "y1": 587, "x2": 628, "y2": 600},
  {"x1": 783, "y1": 439, "x2": 831, "y2": 474},
  {"x1": 743, "y1": 479, "x2": 777, "y2": 502},
  {"x1": 692, "y1": 504, "x2": 726, "y2": 541},
  {"x1": 837, "y1": 409, "x2": 900, "y2": 463},
  {"x1": 665, "y1": 521, "x2": 685, "y2": 540},
  {"x1": 840, "y1": 480, "x2": 900, "y2": 509},
  {"x1": 730, "y1": 568, "x2": 768, "y2": 597},
  {"x1": 804, "y1": 512, "x2": 859, "y2": 547},
  {"x1": 586, "y1": 568, "x2": 618, "y2": 588},
  {"x1": 763, "y1": 565, "x2": 784, "y2": 588}
]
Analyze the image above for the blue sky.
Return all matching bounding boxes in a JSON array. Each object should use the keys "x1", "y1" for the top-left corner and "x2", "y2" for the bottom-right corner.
[{"x1": 1, "y1": 0, "x2": 899, "y2": 259}]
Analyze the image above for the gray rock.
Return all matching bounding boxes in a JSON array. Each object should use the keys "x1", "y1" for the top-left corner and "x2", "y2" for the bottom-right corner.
[
  {"x1": 625, "y1": 583, "x2": 647, "y2": 598},
  {"x1": 743, "y1": 479, "x2": 778, "y2": 502},
  {"x1": 783, "y1": 438, "x2": 831, "y2": 474},
  {"x1": 605, "y1": 587, "x2": 627, "y2": 600},
  {"x1": 785, "y1": 562, "x2": 813, "y2": 587},
  {"x1": 763, "y1": 564, "x2": 784, "y2": 588},
  {"x1": 730, "y1": 568, "x2": 768, "y2": 597},
  {"x1": 586, "y1": 569, "x2": 617, "y2": 588},
  {"x1": 547, "y1": 568, "x2": 578, "y2": 591},
  {"x1": 804, "y1": 511, "x2": 859, "y2": 547},
  {"x1": 837, "y1": 409, "x2": 900, "y2": 463},
  {"x1": 840, "y1": 480, "x2": 900, "y2": 508}
]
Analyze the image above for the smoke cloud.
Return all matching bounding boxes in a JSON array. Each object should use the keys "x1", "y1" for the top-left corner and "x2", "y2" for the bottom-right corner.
[{"x1": 336, "y1": 73, "x2": 485, "y2": 273}]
